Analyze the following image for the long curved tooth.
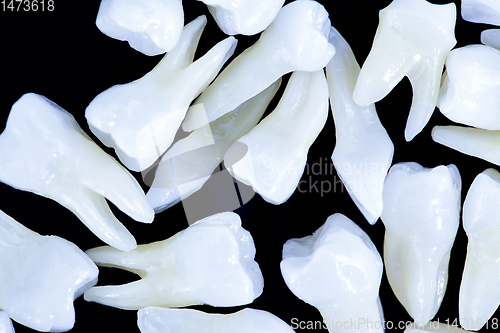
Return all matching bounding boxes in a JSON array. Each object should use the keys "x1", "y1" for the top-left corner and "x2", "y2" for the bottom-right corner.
[
  {"x1": 461, "y1": 0, "x2": 500, "y2": 26},
  {"x1": 0, "y1": 209, "x2": 98, "y2": 332},
  {"x1": 382, "y1": 162, "x2": 461, "y2": 325},
  {"x1": 84, "y1": 212, "x2": 263, "y2": 310},
  {"x1": 0, "y1": 312, "x2": 14, "y2": 333},
  {"x1": 181, "y1": 0, "x2": 335, "y2": 131},
  {"x1": 280, "y1": 213, "x2": 384, "y2": 333},
  {"x1": 86, "y1": 16, "x2": 237, "y2": 172},
  {"x1": 405, "y1": 321, "x2": 469, "y2": 333},
  {"x1": 481, "y1": 29, "x2": 500, "y2": 50},
  {"x1": 146, "y1": 79, "x2": 280, "y2": 213},
  {"x1": 0, "y1": 93, "x2": 153, "y2": 251},
  {"x1": 224, "y1": 70, "x2": 329, "y2": 205},
  {"x1": 326, "y1": 27, "x2": 394, "y2": 225},
  {"x1": 352, "y1": 0, "x2": 456, "y2": 141},
  {"x1": 137, "y1": 307, "x2": 295, "y2": 333},
  {"x1": 96, "y1": 0, "x2": 184, "y2": 56}
]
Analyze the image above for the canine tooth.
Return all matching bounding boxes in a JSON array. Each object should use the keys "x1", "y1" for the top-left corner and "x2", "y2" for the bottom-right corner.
[
  {"x1": 146, "y1": 79, "x2": 280, "y2": 213},
  {"x1": 224, "y1": 70, "x2": 329, "y2": 205},
  {"x1": 382, "y1": 162, "x2": 461, "y2": 325},
  {"x1": 86, "y1": 16, "x2": 237, "y2": 171},
  {"x1": 481, "y1": 29, "x2": 500, "y2": 50},
  {"x1": 96, "y1": 0, "x2": 184, "y2": 56},
  {"x1": 0, "y1": 312, "x2": 14, "y2": 333},
  {"x1": 84, "y1": 212, "x2": 263, "y2": 310},
  {"x1": 198, "y1": 0, "x2": 285, "y2": 36},
  {"x1": 137, "y1": 307, "x2": 295, "y2": 333},
  {"x1": 0, "y1": 209, "x2": 98, "y2": 332},
  {"x1": 326, "y1": 27, "x2": 394, "y2": 225},
  {"x1": 182, "y1": 0, "x2": 335, "y2": 131},
  {"x1": 280, "y1": 213, "x2": 384, "y2": 333},
  {"x1": 0, "y1": 93, "x2": 154, "y2": 252},
  {"x1": 461, "y1": 0, "x2": 500, "y2": 26},
  {"x1": 353, "y1": 0, "x2": 456, "y2": 141}
]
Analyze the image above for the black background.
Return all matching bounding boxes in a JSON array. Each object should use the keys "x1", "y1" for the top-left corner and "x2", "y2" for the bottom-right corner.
[{"x1": 0, "y1": 0, "x2": 495, "y2": 332}]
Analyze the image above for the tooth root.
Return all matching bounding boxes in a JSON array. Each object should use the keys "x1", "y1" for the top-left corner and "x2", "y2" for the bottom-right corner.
[
  {"x1": 0, "y1": 312, "x2": 14, "y2": 333},
  {"x1": 461, "y1": 0, "x2": 500, "y2": 26},
  {"x1": 482, "y1": 29, "x2": 500, "y2": 50}
]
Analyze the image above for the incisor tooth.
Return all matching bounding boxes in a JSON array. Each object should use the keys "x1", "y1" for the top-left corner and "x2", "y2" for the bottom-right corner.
[
  {"x1": 0, "y1": 93, "x2": 153, "y2": 252},
  {"x1": 461, "y1": 0, "x2": 500, "y2": 26},
  {"x1": 353, "y1": 0, "x2": 456, "y2": 141},
  {"x1": 0, "y1": 311, "x2": 14, "y2": 333},
  {"x1": 481, "y1": 29, "x2": 500, "y2": 50}
]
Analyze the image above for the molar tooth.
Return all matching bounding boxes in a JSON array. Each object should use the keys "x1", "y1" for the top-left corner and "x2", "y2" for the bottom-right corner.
[
  {"x1": 84, "y1": 212, "x2": 263, "y2": 310},
  {"x1": 0, "y1": 312, "x2": 14, "y2": 333},
  {"x1": 182, "y1": 0, "x2": 335, "y2": 131},
  {"x1": 326, "y1": 27, "x2": 394, "y2": 225},
  {"x1": 86, "y1": 16, "x2": 237, "y2": 171},
  {"x1": 0, "y1": 93, "x2": 154, "y2": 252},
  {"x1": 481, "y1": 29, "x2": 500, "y2": 50},
  {"x1": 382, "y1": 162, "x2": 461, "y2": 325},
  {"x1": 280, "y1": 213, "x2": 384, "y2": 333},
  {"x1": 352, "y1": 0, "x2": 456, "y2": 141},
  {"x1": 461, "y1": 0, "x2": 500, "y2": 26},
  {"x1": 0, "y1": 209, "x2": 98, "y2": 332}
]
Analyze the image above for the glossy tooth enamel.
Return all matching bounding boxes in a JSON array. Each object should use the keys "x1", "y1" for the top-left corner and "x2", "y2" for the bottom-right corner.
[
  {"x1": 84, "y1": 212, "x2": 263, "y2": 310},
  {"x1": 353, "y1": 0, "x2": 456, "y2": 141},
  {"x1": 459, "y1": 169, "x2": 500, "y2": 331},
  {"x1": 280, "y1": 213, "x2": 384, "y2": 333},
  {"x1": 405, "y1": 321, "x2": 469, "y2": 333},
  {"x1": 146, "y1": 79, "x2": 281, "y2": 213},
  {"x1": 137, "y1": 307, "x2": 295, "y2": 333},
  {"x1": 461, "y1": 0, "x2": 500, "y2": 25},
  {"x1": 86, "y1": 16, "x2": 237, "y2": 172},
  {"x1": 224, "y1": 70, "x2": 329, "y2": 205},
  {"x1": 0, "y1": 209, "x2": 98, "y2": 332},
  {"x1": 198, "y1": 0, "x2": 285, "y2": 35},
  {"x1": 0, "y1": 311, "x2": 14, "y2": 333},
  {"x1": 182, "y1": 0, "x2": 335, "y2": 131},
  {"x1": 438, "y1": 45, "x2": 500, "y2": 130},
  {"x1": 96, "y1": 0, "x2": 184, "y2": 56},
  {"x1": 326, "y1": 27, "x2": 394, "y2": 225},
  {"x1": 382, "y1": 162, "x2": 461, "y2": 325},
  {"x1": 481, "y1": 29, "x2": 500, "y2": 50},
  {"x1": 0, "y1": 93, "x2": 154, "y2": 252}
]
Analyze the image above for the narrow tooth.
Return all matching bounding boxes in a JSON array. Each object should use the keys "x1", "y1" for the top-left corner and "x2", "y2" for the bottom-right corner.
[
  {"x1": 461, "y1": 0, "x2": 500, "y2": 26},
  {"x1": 86, "y1": 16, "x2": 237, "y2": 171},
  {"x1": 405, "y1": 321, "x2": 469, "y2": 333},
  {"x1": 481, "y1": 29, "x2": 500, "y2": 50},
  {"x1": 381, "y1": 162, "x2": 461, "y2": 325},
  {"x1": 280, "y1": 213, "x2": 384, "y2": 333},
  {"x1": 224, "y1": 70, "x2": 329, "y2": 205},
  {"x1": 352, "y1": 0, "x2": 456, "y2": 141},
  {"x1": 181, "y1": 0, "x2": 335, "y2": 131},
  {"x1": 0, "y1": 311, "x2": 14, "y2": 333},
  {"x1": 146, "y1": 79, "x2": 281, "y2": 213},
  {"x1": 96, "y1": 0, "x2": 184, "y2": 56},
  {"x1": 84, "y1": 212, "x2": 263, "y2": 310},
  {"x1": 326, "y1": 27, "x2": 394, "y2": 225},
  {"x1": 0, "y1": 209, "x2": 98, "y2": 332}
]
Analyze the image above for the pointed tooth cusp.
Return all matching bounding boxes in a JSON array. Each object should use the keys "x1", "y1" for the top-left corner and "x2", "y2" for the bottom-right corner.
[
  {"x1": 461, "y1": 0, "x2": 500, "y2": 26},
  {"x1": 481, "y1": 29, "x2": 500, "y2": 50},
  {"x1": 182, "y1": 0, "x2": 335, "y2": 131},
  {"x1": 381, "y1": 162, "x2": 461, "y2": 325},
  {"x1": 0, "y1": 209, "x2": 98, "y2": 332},
  {"x1": 0, "y1": 312, "x2": 14, "y2": 333},
  {"x1": 326, "y1": 27, "x2": 394, "y2": 225},
  {"x1": 353, "y1": 0, "x2": 456, "y2": 141},
  {"x1": 280, "y1": 213, "x2": 384, "y2": 333}
]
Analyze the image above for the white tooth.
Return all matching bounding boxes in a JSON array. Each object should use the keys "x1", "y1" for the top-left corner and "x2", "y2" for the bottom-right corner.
[
  {"x1": 182, "y1": 0, "x2": 335, "y2": 131},
  {"x1": 0, "y1": 93, "x2": 154, "y2": 252},
  {"x1": 137, "y1": 307, "x2": 295, "y2": 333},
  {"x1": 481, "y1": 29, "x2": 500, "y2": 50},
  {"x1": 84, "y1": 212, "x2": 263, "y2": 310},
  {"x1": 459, "y1": 168, "x2": 500, "y2": 331},
  {"x1": 280, "y1": 213, "x2": 384, "y2": 333},
  {"x1": 96, "y1": 0, "x2": 184, "y2": 56},
  {"x1": 0, "y1": 312, "x2": 14, "y2": 333},
  {"x1": 198, "y1": 0, "x2": 285, "y2": 36},
  {"x1": 0, "y1": 209, "x2": 98, "y2": 332},
  {"x1": 146, "y1": 79, "x2": 281, "y2": 213},
  {"x1": 326, "y1": 27, "x2": 394, "y2": 225},
  {"x1": 224, "y1": 70, "x2": 329, "y2": 205},
  {"x1": 352, "y1": 0, "x2": 456, "y2": 141},
  {"x1": 381, "y1": 162, "x2": 461, "y2": 325},
  {"x1": 461, "y1": 0, "x2": 500, "y2": 26},
  {"x1": 86, "y1": 16, "x2": 237, "y2": 172},
  {"x1": 438, "y1": 45, "x2": 500, "y2": 130},
  {"x1": 405, "y1": 321, "x2": 469, "y2": 333}
]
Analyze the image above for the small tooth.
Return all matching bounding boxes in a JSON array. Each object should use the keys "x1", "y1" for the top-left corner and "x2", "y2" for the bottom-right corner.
[
  {"x1": 481, "y1": 29, "x2": 500, "y2": 50},
  {"x1": 280, "y1": 213, "x2": 384, "y2": 333},
  {"x1": 182, "y1": 0, "x2": 335, "y2": 131},
  {"x1": 461, "y1": 0, "x2": 500, "y2": 26},
  {"x1": 0, "y1": 93, "x2": 154, "y2": 252},
  {"x1": 0, "y1": 311, "x2": 14, "y2": 333},
  {"x1": 86, "y1": 15, "x2": 237, "y2": 171},
  {"x1": 224, "y1": 70, "x2": 329, "y2": 205},
  {"x1": 96, "y1": 0, "x2": 184, "y2": 56},
  {"x1": 146, "y1": 79, "x2": 281, "y2": 213},
  {"x1": 326, "y1": 27, "x2": 394, "y2": 225},
  {"x1": 405, "y1": 321, "x2": 469, "y2": 333},
  {"x1": 381, "y1": 162, "x2": 461, "y2": 325},
  {"x1": 353, "y1": 0, "x2": 456, "y2": 141},
  {"x1": 84, "y1": 212, "x2": 263, "y2": 310},
  {"x1": 0, "y1": 209, "x2": 98, "y2": 332}
]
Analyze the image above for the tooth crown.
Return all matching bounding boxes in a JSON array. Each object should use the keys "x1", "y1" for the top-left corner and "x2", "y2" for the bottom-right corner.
[
  {"x1": 461, "y1": 0, "x2": 500, "y2": 26},
  {"x1": 0, "y1": 311, "x2": 14, "y2": 333},
  {"x1": 481, "y1": 29, "x2": 500, "y2": 50}
]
